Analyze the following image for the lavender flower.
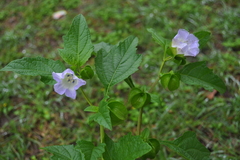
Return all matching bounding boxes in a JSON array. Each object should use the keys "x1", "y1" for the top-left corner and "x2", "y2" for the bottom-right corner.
[
  {"x1": 172, "y1": 29, "x2": 200, "y2": 57},
  {"x1": 52, "y1": 68, "x2": 86, "y2": 99}
]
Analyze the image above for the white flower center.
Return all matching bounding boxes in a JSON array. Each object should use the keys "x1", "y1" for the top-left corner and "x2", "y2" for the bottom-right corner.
[{"x1": 62, "y1": 73, "x2": 77, "y2": 89}]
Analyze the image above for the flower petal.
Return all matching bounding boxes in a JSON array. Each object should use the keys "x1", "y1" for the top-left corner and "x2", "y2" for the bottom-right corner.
[
  {"x1": 181, "y1": 46, "x2": 199, "y2": 57},
  {"x1": 177, "y1": 29, "x2": 189, "y2": 39},
  {"x1": 52, "y1": 72, "x2": 63, "y2": 82},
  {"x1": 188, "y1": 48, "x2": 200, "y2": 57},
  {"x1": 187, "y1": 34, "x2": 199, "y2": 43},
  {"x1": 54, "y1": 83, "x2": 66, "y2": 95},
  {"x1": 176, "y1": 48, "x2": 184, "y2": 55},
  {"x1": 172, "y1": 29, "x2": 189, "y2": 48},
  {"x1": 172, "y1": 39, "x2": 187, "y2": 48},
  {"x1": 65, "y1": 89, "x2": 77, "y2": 99},
  {"x1": 74, "y1": 79, "x2": 86, "y2": 90},
  {"x1": 189, "y1": 41, "x2": 199, "y2": 49},
  {"x1": 62, "y1": 68, "x2": 74, "y2": 76}
]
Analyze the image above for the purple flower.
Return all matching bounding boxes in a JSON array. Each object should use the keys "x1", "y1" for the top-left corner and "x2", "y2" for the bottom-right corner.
[
  {"x1": 52, "y1": 68, "x2": 86, "y2": 99},
  {"x1": 172, "y1": 29, "x2": 199, "y2": 57}
]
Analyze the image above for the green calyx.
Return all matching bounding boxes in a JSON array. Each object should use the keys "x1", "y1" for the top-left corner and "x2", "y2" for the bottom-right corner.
[
  {"x1": 173, "y1": 54, "x2": 186, "y2": 65},
  {"x1": 80, "y1": 65, "x2": 94, "y2": 79},
  {"x1": 160, "y1": 71, "x2": 180, "y2": 91},
  {"x1": 166, "y1": 46, "x2": 186, "y2": 65},
  {"x1": 129, "y1": 88, "x2": 151, "y2": 109},
  {"x1": 108, "y1": 101, "x2": 128, "y2": 126},
  {"x1": 142, "y1": 138, "x2": 160, "y2": 159}
]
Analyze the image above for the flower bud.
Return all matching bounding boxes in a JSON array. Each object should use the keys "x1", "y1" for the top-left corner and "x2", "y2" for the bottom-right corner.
[
  {"x1": 80, "y1": 65, "x2": 94, "y2": 79},
  {"x1": 108, "y1": 101, "x2": 128, "y2": 126}
]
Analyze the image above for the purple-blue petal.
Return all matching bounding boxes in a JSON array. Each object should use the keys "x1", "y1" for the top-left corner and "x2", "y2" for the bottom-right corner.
[
  {"x1": 181, "y1": 46, "x2": 199, "y2": 57},
  {"x1": 65, "y1": 89, "x2": 77, "y2": 99},
  {"x1": 189, "y1": 41, "x2": 199, "y2": 49},
  {"x1": 52, "y1": 72, "x2": 63, "y2": 82},
  {"x1": 172, "y1": 29, "x2": 189, "y2": 48},
  {"x1": 176, "y1": 29, "x2": 189, "y2": 40},
  {"x1": 54, "y1": 83, "x2": 66, "y2": 95},
  {"x1": 189, "y1": 48, "x2": 200, "y2": 57},
  {"x1": 62, "y1": 68, "x2": 74, "y2": 76},
  {"x1": 187, "y1": 34, "x2": 199, "y2": 43},
  {"x1": 74, "y1": 79, "x2": 86, "y2": 90},
  {"x1": 172, "y1": 39, "x2": 187, "y2": 48}
]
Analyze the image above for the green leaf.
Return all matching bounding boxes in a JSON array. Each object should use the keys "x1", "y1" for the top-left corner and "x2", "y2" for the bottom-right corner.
[
  {"x1": 194, "y1": 31, "x2": 211, "y2": 49},
  {"x1": 88, "y1": 98, "x2": 112, "y2": 130},
  {"x1": 76, "y1": 140, "x2": 105, "y2": 160},
  {"x1": 95, "y1": 36, "x2": 142, "y2": 90},
  {"x1": 59, "y1": 14, "x2": 93, "y2": 66},
  {"x1": 94, "y1": 42, "x2": 114, "y2": 54},
  {"x1": 43, "y1": 145, "x2": 85, "y2": 160},
  {"x1": 178, "y1": 61, "x2": 226, "y2": 93},
  {"x1": 84, "y1": 106, "x2": 99, "y2": 112},
  {"x1": 103, "y1": 133, "x2": 151, "y2": 160},
  {"x1": 147, "y1": 28, "x2": 170, "y2": 47},
  {"x1": 0, "y1": 57, "x2": 65, "y2": 85},
  {"x1": 160, "y1": 131, "x2": 210, "y2": 160},
  {"x1": 40, "y1": 76, "x2": 57, "y2": 85}
]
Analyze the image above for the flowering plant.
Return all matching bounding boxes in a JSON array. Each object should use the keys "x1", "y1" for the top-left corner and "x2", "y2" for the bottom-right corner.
[{"x1": 0, "y1": 14, "x2": 226, "y2": 160}]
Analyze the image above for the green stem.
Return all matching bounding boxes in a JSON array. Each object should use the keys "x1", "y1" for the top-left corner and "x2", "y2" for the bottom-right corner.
[
  {"x1": 137, "y1": 107, "x2": 143, "y2": 135},
  {"x1": 80, "y1": 88, "x2": 93, "y2": 106},
  {"x1": 100, "y1": 125, "x2": 104, "y2": 143},
  {"x1": 80, "y1": 89, "x2": 105, "y2": 139},
  {"x1": 80, "y1": 87, "x2": 105, "y2": 160},
  {"x1": 149, "y1": 59, "x2": 166, "y2": 93}
]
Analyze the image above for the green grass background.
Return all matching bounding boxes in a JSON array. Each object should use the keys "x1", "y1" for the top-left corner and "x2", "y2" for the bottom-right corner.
[{"x1": 0, "y1": 0, "x2": 239, "y2": 159}]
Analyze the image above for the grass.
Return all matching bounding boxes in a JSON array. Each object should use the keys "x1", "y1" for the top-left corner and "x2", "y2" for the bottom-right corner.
[{"x1": 0, "y1": 0, "x2": 239, "y2": 159}]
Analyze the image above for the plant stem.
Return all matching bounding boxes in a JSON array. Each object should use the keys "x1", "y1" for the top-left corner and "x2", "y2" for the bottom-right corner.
[
  {"x1": 137, "y1": 107, "x2": 143, "y2": 135},
  {"x1": 100, "y1": 125, "x2": 104, "y2": 143},
  {"x1": 80, "y1": 88, "x2": 93, "y2": 106},
  {"x1": 80, "y1": 88, "x2": 105, "y2": 148},
  {"x1": 149, "y1": 59, "x2": 166, "y2": 93}
]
